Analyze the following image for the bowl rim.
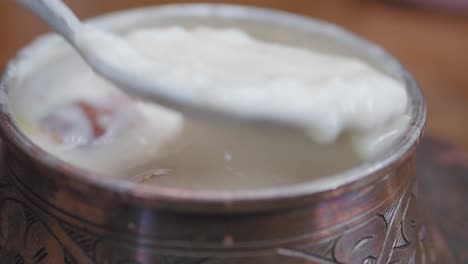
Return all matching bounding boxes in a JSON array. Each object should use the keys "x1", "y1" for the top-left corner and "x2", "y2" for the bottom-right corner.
[{"x1": 0, "y1": 3, "x2": 425, "y2": 212}]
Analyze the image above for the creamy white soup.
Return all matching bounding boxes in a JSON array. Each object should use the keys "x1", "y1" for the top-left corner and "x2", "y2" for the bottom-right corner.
[{"x1": 12, "y1": 26, "x2": 409, "y2": 190}]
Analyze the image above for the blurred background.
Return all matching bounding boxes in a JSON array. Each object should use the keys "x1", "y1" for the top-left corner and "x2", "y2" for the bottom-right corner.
[
  {"x1": 1, "y1": 1, "x2": 468, "y2": 261},
  {"x1": 1, "y1": 0, "x2": 468, "y2": 150}
]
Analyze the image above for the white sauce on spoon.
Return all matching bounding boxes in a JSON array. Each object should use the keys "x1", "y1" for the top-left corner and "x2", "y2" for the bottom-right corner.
[{"x1": 73, "y1": 26, "x2": 408, "y2": 152}]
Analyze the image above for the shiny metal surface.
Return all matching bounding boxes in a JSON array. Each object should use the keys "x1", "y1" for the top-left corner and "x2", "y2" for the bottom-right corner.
[{"x1": 0, "y1": 4, "x2": 435, "y2": 263}]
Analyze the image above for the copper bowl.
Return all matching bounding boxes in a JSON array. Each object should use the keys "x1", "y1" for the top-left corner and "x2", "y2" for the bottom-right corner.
[{"x1": 0, "y1": 4, "x2": 437, "y2": 264}]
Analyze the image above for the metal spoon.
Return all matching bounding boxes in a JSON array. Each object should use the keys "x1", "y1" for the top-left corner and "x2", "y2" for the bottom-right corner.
[{"x1": 15, "y1": 0, "x2": 293, "y2": 129}]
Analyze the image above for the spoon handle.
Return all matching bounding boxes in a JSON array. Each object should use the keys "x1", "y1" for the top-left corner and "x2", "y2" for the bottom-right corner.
[{"x1": 16, "y1": 0, "x2": 81, "y2": 42}]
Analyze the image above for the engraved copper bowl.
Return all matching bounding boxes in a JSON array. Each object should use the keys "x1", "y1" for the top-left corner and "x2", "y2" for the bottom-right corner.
[{"x1": 0, "y1": 4, "x2": 435, "y2": 264}]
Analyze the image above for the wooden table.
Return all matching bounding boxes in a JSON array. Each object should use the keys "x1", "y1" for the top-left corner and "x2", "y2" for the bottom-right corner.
[
  {"x1": 2, "y1": 0, "x2": 468, "y2": 150},
  {"x1": 418, "y1": 138, "x2": 468, "y2": 263}
]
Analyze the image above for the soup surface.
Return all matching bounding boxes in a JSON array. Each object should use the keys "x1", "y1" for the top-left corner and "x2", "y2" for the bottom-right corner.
[{"x1": 12, "y1": 26, "x2": 409, "y2": 190}]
